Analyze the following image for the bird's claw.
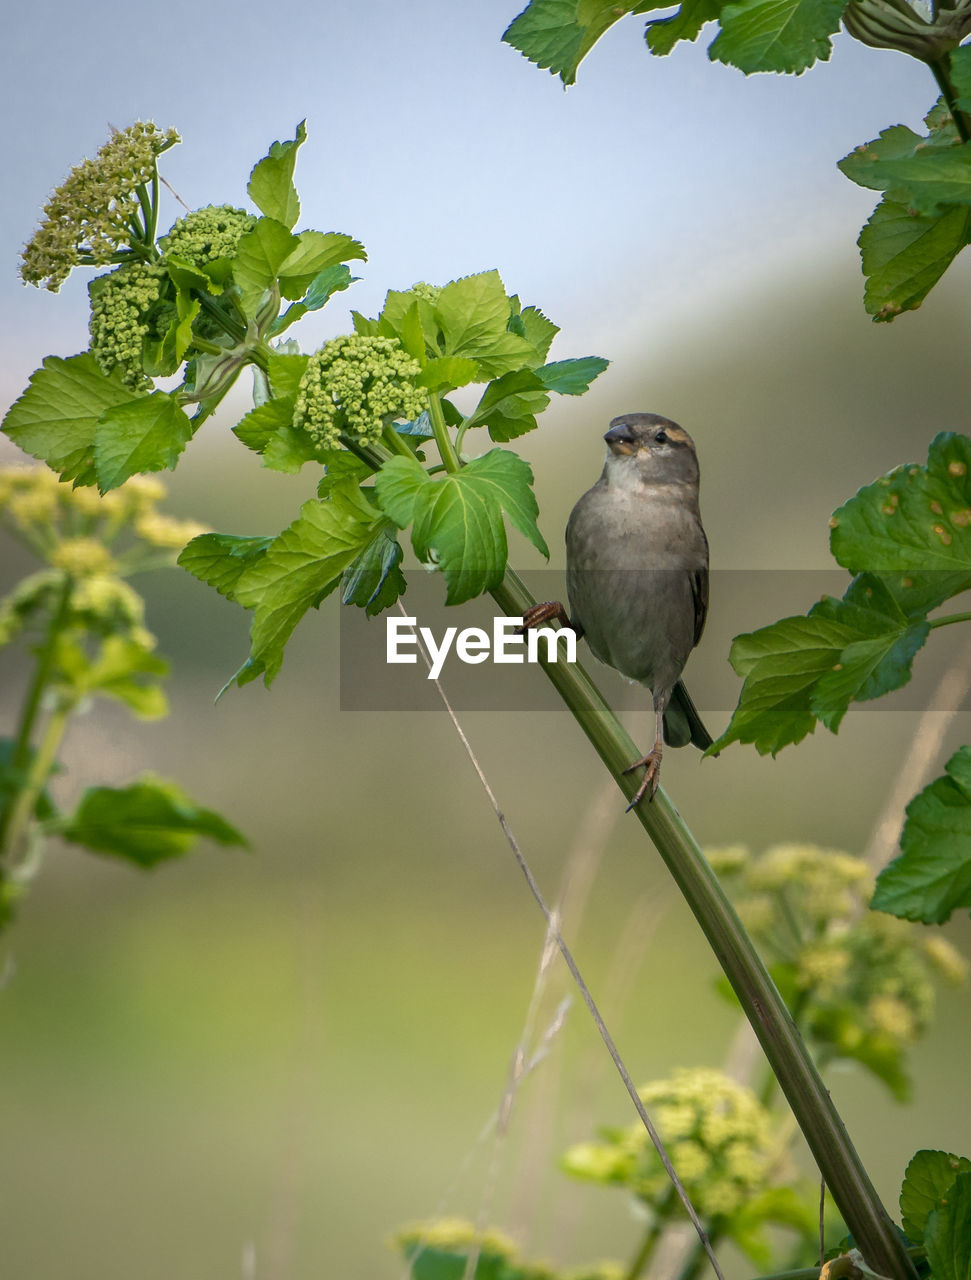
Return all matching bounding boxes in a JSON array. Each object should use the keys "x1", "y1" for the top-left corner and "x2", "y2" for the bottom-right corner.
[
  {"x1": 624, "y1": 749, "x2": 662, "y2": 810},
  {"x1": 515, "y1": 600, "x2": 572, "y2": 636}
]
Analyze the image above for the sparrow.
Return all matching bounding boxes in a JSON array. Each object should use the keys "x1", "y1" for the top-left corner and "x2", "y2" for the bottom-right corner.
[{"x1": 521, "y1": 412, "x2": 712, "y2": 807}]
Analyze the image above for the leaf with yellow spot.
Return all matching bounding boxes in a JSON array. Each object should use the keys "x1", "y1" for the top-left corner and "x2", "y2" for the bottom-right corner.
[{"x1": 830, "y1": 432, "x2": 971, "y2": 614}]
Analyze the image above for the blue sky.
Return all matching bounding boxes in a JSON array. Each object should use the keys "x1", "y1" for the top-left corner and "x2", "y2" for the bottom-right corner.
[{"x1": 0, "y1": 0, "x2": 942, "y2": 393}]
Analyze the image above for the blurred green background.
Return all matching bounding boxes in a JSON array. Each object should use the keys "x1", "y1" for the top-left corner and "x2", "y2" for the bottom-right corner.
[{"x1": 3, "y1": 2, "x2": 971, "y2": 1277}]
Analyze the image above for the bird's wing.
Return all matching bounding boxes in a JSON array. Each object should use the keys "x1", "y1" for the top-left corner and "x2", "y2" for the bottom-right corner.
[{"x1": 691, "y1": 564, "x2": 709, "y2": 647}]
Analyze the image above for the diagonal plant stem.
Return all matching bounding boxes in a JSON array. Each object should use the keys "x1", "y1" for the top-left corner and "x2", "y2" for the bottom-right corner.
[{"x1": 489, "y1": 567, "x2": 918, "y2": 1280}]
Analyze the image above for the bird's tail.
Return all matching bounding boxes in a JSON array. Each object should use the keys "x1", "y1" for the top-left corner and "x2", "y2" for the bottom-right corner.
[{"x1": 663, "y1": 680, "x2": 715, "y2": 753}]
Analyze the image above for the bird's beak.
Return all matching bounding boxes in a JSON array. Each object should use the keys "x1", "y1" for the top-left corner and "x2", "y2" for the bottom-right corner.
[{"x1": 604, "y1": 423, "x2": 638, "y2": 455}]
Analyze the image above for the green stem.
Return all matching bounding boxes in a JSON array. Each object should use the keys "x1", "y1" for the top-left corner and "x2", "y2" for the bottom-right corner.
[
  {"x1": 427, "y1": 392, "x2": 461, "y2": 473},
  {"x1": 0, "y1": 575, "x2": 73, "y2": 859},
  {"x1": 489, "y1": 567, "x2": 917, "y2": 1280},
  {"x1": 196, "y1": 293, "x2": 247, "y2": 345},
  {"x1": 381, "y1": 424, "x2": 417, "y2": 459},
  {"x1": 624, "y1": 1219, "x2": 667, "y2": 1280},
  {"x1": 678, "y1": 1230, "x2": 726, "y2": 1280},
  {"x1": 0, "y1": 578, "x2": 74, "y2": 860},
  {"x1": 147, "y1": 169, "x2": 160, "y2": 245},
  {"x1": 927, "y1": 56, "x2": 971, "y2": 142},
  {"x1": 928, "y1": 609, "x2": 971, "y2": 629},
  {"x1": 2, "y1": 700, "x2": 72, "y2": 869}
]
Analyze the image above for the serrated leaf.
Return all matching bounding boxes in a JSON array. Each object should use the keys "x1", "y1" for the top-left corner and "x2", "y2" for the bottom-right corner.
[
  {"x1": 416, "y1": 356, "x2": 481, "y2": 392},
  {"x1": 645, "y1": 0, "x2": 723, "y2": 54},
  {"x1": 502, "y1": 0, "x2": 639, "y2": 86},
  {"x1": 58, "y1": 776, "x2": 247, "y2": 867},
  {"x1": 709, "y1": 0, "x2": 845, "y2": 74},
  {"x1": 536, "y1": 355, "x2": 609, "y2": 394},
  {"x1": 375, "y1": 450, "x2": 548, "y2": 605},
  {"x1": 247, "y1": 120, "x2": 307, "y2": 229},
  {"x1": 925, "y1": 1170, "x2": 971, "y2": 1280},
  {"x1": 1, "y1": 354, "x2": 137, "y2": 484},
  {"x1": 518, "y1": 305, "x2": 559, "y2": 358},
  {"x1": 872, "y1": 746, "x2": 971, "y2": 923},
  {"x1": 272, "y1": 264, "x2": 359, "y2": 336},
  {"x1": 900, "y1": 1150, "x2": 971, "y2": 1244},
  {"x1": 709, "y1": 614, "x2": 849, "y2": 755},
  {"x1": 266, "y1": 351, "x2": 309, "y2": 398},
  {"x1": 830, "y1": 432, "x2": 971, "y2": 582},
  {"x1": 839, "y1": 125, "x2": 928, "y2": 192},
  {"x1": 234, "y1": 217, "x2": 299, "y2": 313},
  {"x1": 178, "y1": 533, "x2": 275, "y2": 603},
  {"x1": 340, "y1": 522, "x2": 406, "y2": 616},
  {"x1": 263, "y1": 424, "x2": 321, "y2": 474},
  {"x1": 433, "y1": 271, "x2": 539, "y2": 376},
  {"x1": 93, "y1": 391, "x2": 195, "y2": 492},
  {"x1": 875, "y1": 145, "x2": 971, "y2": 218},
  {"x1": 277, "y1": 231, "x2": 367, "y2": 300},
  {"x1": 857, "y1": 198, "x2": 971, "y2": 322},
  {"x1": 232, "y1": 396, "x2": 295, "y2": 453},
  {"x1": 233, "y1": 484, "x2": 386, "y2": 684},
  {"x1": 463, "y1": 370, "x2": 550, "y2": 442}
]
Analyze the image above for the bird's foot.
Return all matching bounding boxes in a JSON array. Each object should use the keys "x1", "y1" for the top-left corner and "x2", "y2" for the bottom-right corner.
[
  {"x1": 623, "y1": 748, "x2": 662, "y2": 810},
  {"x1": 515, "y1": 600, "x2": 573, "y2": 635}
]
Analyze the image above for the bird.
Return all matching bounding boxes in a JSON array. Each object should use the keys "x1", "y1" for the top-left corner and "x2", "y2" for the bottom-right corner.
[{"x1": 521, "y1": 412, "x2": 712, "y2": 808}]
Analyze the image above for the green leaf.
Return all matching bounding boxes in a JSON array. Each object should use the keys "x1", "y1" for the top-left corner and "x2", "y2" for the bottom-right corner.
[
  {"x1": 709, "y1": 613, "x2": 851, "y2": 755},
  {"x1": 1, "y1": 354, "x2": 138, "y2": 485},
  {"x1": 233, "y1": 217, "x2": 299, "y2": 313},
  {"x1": 53, "y1": 635, "x2": 169, "y2": 719},
  {"x1": 93, "y1": 391, "x2": 195, "y2": 492},
  {"x1": 341, "y1": 522, "x2": 406, "y2": 616},
  {"x1": 857, "y1": 197, "x2": 971, "y2": 323},
  {"x1": 433, "y1": 271, "x2": 539, "y2": 376},
  {"x1": 0, "y1": 739, "x2": 58, "y2": 824},
  {"x1": 830, "y1": 432, "x2": 971, "y2": 580},
  {"x1": 535, "y1": 355, "x2": 610, "y2": 394},
  {"x1": 178, "y1": 533, "x2": 275, "y2": 603},
  {"x1": 232, "y1": 396, "x2": 296, "y2": 453},
  {"x1": 272, "y1": 264, "x2": 359, "y2": 335},
  {"x1": 233, "y1": 484, "x2": 387, "y2": 685},
  {"x1": 416, "y1": 356, "x2": 482, "y2": 392},
  {"x1": 839, "y1": 125, "x2": 928, "y2": 192},
  {"x1": 709, "y1": 0, "x2": 845, "y2": 73},
  {"x1": 645, "y1": 0, "x2": 724, "y2": 54},
  {"x1": 277, "y1": 231, "x2": 367, "y2": 300},
  {"x1": 808, "y1": 579, "x2": 930, "y2": 731},
  {"x1": 502, "y1": 0, "x2": 639, "y2": 86},
  {"x1": 874, "y1": 145, "x2": 971, "y2": 219},
  {"x1": 375, "y1": 450, "x2": 548, "y2": 605},
  {"x1": 900, "y1": 1150, "x2": 971, "y2": 1244},
  {"x1": 247, "y1": 120, "x2": 307, "y2": 230},
  {"x1": 925, "y1": 1170, "x2": 971, "y2": 1280},
  {"x1": 953, "y1": 45, "x2": 971, "y2": 113},
  {"x1": 58, "y1": 776, "x2": 247, "y2": 868},
  {"x1": 464, "y1": 370, "x2": 550, "y2": 442},
  {"x1": 266, "y1": 351, "x2": 309, "y2": 398},
  {"x1": 518, "y1": 304, "x2": 559, "y2": 358},
  {"x1": 872, "y1": 746, "x2": 971, "y2": 923}
]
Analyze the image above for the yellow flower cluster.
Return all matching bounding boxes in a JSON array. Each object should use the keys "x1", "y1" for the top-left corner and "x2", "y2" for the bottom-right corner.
[
  {"x1": 708, "y1": 842, "x2": 968, "y2": 1072},
  {"x1": 562, "y1": 1068, "x2": 780, "y2": 1220},
  {"x1": 395, "y1": 1218, "x2": 555, "y2": 1279},
  {"x1": 20, "y1": 122, "x2": 179, "y2": 291}
]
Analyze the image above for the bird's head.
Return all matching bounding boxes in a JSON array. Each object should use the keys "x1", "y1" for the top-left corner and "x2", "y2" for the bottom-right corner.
[{"x1": 603, "y1": 413, "x2": 699, "y2": 488}]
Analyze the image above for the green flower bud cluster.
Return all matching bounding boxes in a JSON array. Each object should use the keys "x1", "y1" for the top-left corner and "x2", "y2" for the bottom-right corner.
[
  {"x1": 294, "y1": 334, "x2": 426, "y2": 449},
  {"x1": 88, "y1": 261, "x2": 166, "y2": 389},
  {"x1": 159, "y1": 205, "x2": 257, "y2": 266},
  {"x1": 20, "y1": 122, "x2": 179, "y2": 291},
  {"x1": 562, "y1": 1069, "x2": 779, "y2": 1220},
  {"x1": 409, "y1": 281, "x2": 442, "y2": 304}
]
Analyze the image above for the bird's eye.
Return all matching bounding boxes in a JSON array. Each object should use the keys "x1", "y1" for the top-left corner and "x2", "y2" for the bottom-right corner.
[{"x1": 655, "y1": 430, "x2": 668, "y2": 444}]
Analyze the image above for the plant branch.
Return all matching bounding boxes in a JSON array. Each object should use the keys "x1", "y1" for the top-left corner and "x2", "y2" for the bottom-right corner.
[
  {"x1": 928, "y1": 56, "x2": 971, "y2": 142},
  {"x1": 427, "y1": 392, "x2": 461, "y2": 473},
  {"x1": 489, "y1": 567, "x2": 917, "y2": 1280},
  {"x1": 0, "y1": 574, "x2": 73, "y2": 859}
]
